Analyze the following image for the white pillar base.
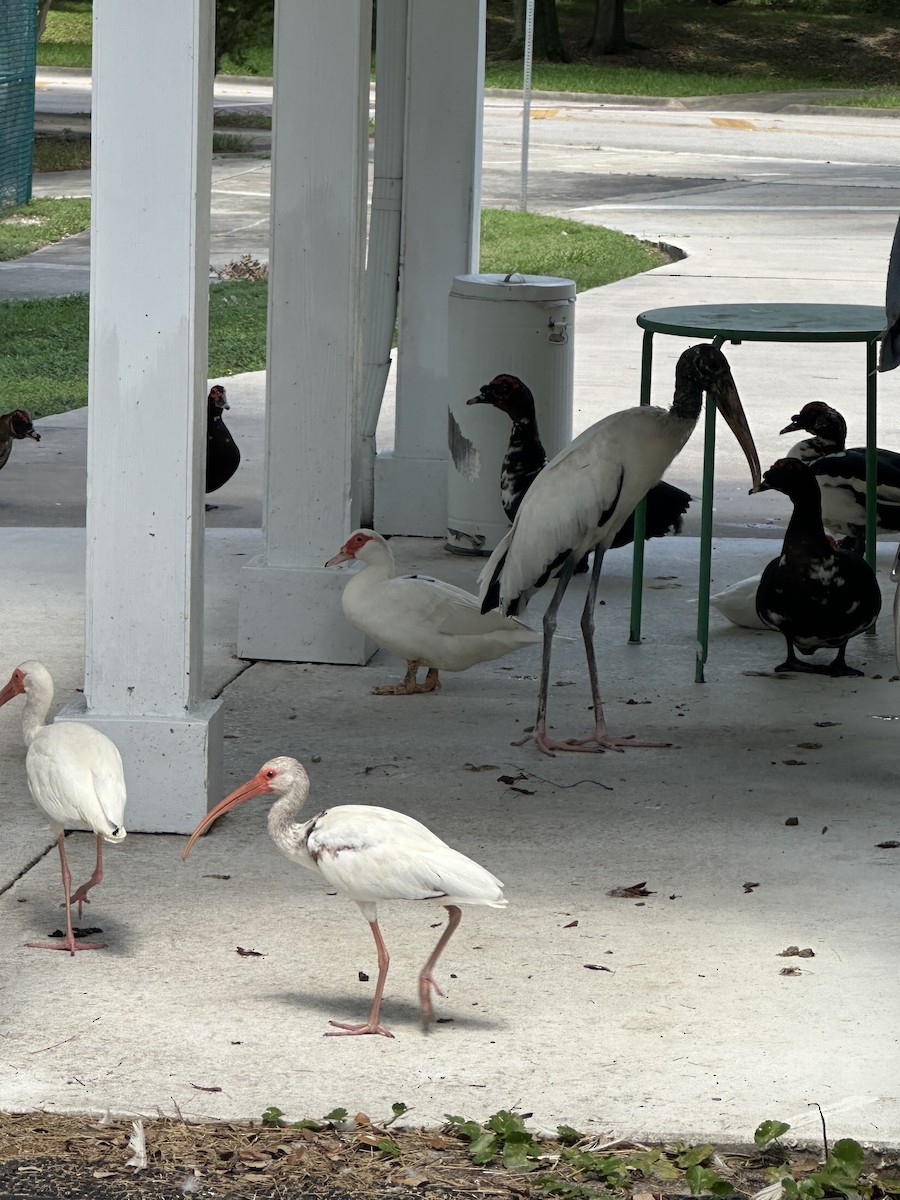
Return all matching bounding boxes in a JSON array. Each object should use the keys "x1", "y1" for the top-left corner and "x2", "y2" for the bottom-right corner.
[
  {"x1": 56, "y1": 694, "x2": 223, "y2": 834},
  {"x1": 375, "y1": 452, "x2": 448, "y2": 536},
  {"x1": 237, "y1": 558, "x2": 375, "y2": 665}
]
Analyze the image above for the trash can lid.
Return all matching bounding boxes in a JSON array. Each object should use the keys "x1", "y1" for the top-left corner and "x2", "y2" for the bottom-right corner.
[{"x1": 451, "y1": 272, "x2": 576, "y2": 302}]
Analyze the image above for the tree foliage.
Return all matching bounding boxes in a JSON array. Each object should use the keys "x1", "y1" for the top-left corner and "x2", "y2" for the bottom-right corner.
[{"x1": 214, "y1": 0, "x2": 274, "y2": 74}]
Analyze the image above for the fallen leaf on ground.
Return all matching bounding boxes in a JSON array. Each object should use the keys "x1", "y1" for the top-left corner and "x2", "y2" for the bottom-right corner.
[
  {"x1": 743, "y1": 882, "x2": 760, "y2": 892},
  {"x1": 190, "y1": 1083, "x2": 222, "y2": 1093},
  {"x1": 49, "y1": 927, "x2": 102, "y2": 939},
  {"x1": 563, "y1": 920, "x2": 578, "y2": 928},
  {"x1": 584, "y1": 964, "x2": 612, "y2": 972},
  {"x1": 779, "y1": 967, "x2": 802, "y2": 976},
  {"x1": 202, "y1": 874, "x2": 231, "y2": 880},
  {"x1": 782, "y1": 760, "x2": 806, "y2": 767},
  {"x1": 785, "y1": 817, "x2": 799, "y2": 826},
  {"x1": 814, "y1": 721, "x2": 840, "y2": 727},
  {"x1": 796, "y1": 742, "x2": 822, "y2": 750},
  {"x1": 464, "y1": 763, "x2": 498, "y2": 771},
  {"x1": 778, "y1": 946, "x2": 814, "y2": 958},
  {"x1": 358, "y1": 971, "x2": 369, "y2": 981},
  {"x1": 608, "y1": 882, "x2": 655, "y2": 898},
  {"x1": 236, "y1": 947, "x2": 265, "y2": 957},
  {"x1": 876, "y1": 840, "x2": 900, "y2": 849}
]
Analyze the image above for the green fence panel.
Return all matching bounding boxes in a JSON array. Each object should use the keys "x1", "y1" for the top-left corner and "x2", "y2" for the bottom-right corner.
[{"x1": 0, "y1": 0, "x2": 37, "y2": 211}]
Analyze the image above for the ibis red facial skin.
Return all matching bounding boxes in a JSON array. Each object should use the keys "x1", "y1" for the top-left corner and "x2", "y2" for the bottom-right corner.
[
  {"x1": 183, "y1": 756, "x2": 507, "y2": 1037},
  {"x1": 0, "y1": 661, "x2": 127, "y2": 955},
  {"x1": 325, "y1": 529, "x2": 542, "y2": 695},
  {"x1": 479, "y1": 344, "x2": 762, "y2": 756}
]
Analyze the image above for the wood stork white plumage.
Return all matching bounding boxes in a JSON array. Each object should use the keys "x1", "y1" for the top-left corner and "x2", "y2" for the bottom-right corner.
[
  {"x1": 0, "y1": 660, "x2": 127, "y2": 954},
  {"x1": 479, "y1": 344, "x2": 762, "y2": 755},
  {"x1": 183, "y1": 756, "x2": 506, "y2": 1038},
  {"x1": 325, "y1": 529, "x2": 542, "y2": 694}
]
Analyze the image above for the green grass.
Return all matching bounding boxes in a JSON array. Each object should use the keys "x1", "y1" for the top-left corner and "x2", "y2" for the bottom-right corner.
[
  {"x1": 0, "y1": 199, "x2": 91, "y2": 262},
  {"x1": 0, "y1": 294, "x2": 90, "y2": 417},
  {"x1": 219, "y1": 48, "x2": 274, "y2": 77},
  {"x1": 35, "y1": 0, "x2": 92, "y2": 68},
  {"x1": 32, "y1": 135, "x2": 91, "y2": 173},
  {"x1": 480, "y1": 208, "x2": 667, "y2": 290},
  {"x1": 0, "y1": 207, "x2": 665, "y2": 416},
  {"x1": 212, "y1": 133, "x2": 253, "y2": 154},
  {"x1": 213, "y1": 111, "x2": 272, "y2": 130}
]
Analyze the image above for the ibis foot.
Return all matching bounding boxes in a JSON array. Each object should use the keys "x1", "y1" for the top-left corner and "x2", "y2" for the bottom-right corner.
[{"x1": 325, "y1": 1020, "x2": 395, "y2": 1039}]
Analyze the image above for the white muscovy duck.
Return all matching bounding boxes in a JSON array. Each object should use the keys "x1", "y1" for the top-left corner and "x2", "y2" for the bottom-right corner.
[
  {"x1": 479, "y1": 344, "x2": 761, "y2": 755},
  {"x1": 325, "y1": 529, "x2": 543, "y2": 695},
  {"x1": 183, "y1": 755, "x2": 506, "y2": 1037}
]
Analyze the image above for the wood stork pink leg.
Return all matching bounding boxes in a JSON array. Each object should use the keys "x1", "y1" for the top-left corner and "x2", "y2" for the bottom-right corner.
[
  {"x1": 27, "y1": 834, "x2": 107, "y2": 955},
  {"x1": 372, "y1": 662, "x2": 441, "y2": 696},
  {"x1": 69, "y1": 834, "x2": 104, "y2": 918},
  {"x1": 326, "y1": 918, "x2": 395, "y2": 1038},
  {"x1": 417, "y1": 904, "x2": 462, "y2": 1029}
]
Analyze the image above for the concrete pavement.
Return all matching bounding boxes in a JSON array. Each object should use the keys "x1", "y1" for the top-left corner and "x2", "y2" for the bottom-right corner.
[{"x1": 1, "y1": 87, "x2": 900, "y2": 1145}]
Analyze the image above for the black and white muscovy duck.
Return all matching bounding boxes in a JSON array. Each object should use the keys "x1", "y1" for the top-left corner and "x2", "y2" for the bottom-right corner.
[
  {"x1": 754, "y1": 457, "x2": 882, "y2": 677},
  {"x1": 206, "y1": 384, "x2": 240, "y2": 508},
  {"x1": 780, "y1": 401, "x2": 900, "y2": 553},
  {"x1": 479, "y1": 345, "x2": 761, "y2": 755},
  {"x1": 0, "y1": 409, "x2": 40, "y2": 471},
  {"x1": 781, "y1": 401, "x2": 846, "y2": 463},
  {"x1": 467, "y1": 373, "x2": 693, "y2": 547},
  {"x1": 325, "y1": 529, "x2": 542, "y2": 695}
]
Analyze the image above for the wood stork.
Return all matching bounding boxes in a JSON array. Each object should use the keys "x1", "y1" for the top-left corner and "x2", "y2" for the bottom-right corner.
[
  {"x1": 754, "y1": 457, "x2": 882, "y2": 676},
  {"x1": 0, "y1": 661, "x2": 127, "y2": 954},
  {"x1": 183, "y1": 756, "x2": 507, "y2": 1038},
  {"x1": 325, "y1": 529, "x2": 542, "y2": 694},
  {"x1": 479, "y1": 344, "x2": 762, "y2": 755}
]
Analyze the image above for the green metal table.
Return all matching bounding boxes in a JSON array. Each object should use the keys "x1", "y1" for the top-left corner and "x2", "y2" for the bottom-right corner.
[{"x1": 629, "y1": 302, "x2": 886, "y2": 682}]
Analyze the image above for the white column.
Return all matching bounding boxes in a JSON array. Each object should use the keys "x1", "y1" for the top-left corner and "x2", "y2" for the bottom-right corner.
[
  {"x1": 375, "y1": 0, "x2": 485, "y2": 536},
  {"x1": 237, "y1": 0, "x2": 373, "y2": 664},
  {"x1": 57, "y1": 0, "x2": 221, "y2": 834}
]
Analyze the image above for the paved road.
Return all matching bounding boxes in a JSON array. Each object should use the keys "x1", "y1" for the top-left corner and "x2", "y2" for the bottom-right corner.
[{"x1": 14, "y1": 77, "x2": 900, "y2": 537}]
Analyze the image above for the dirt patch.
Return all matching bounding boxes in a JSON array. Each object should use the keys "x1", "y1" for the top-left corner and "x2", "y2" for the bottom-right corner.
[{"x1": 0, "y1": 1111, "x2": 897, "y2": 1200}]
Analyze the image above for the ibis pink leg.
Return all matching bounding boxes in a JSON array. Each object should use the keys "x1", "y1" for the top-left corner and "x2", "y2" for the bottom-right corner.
[
  {"x1": 28, "y1": 834, "x2": 107, "y2": 955},
  {"x1": 417, "y1": 904, "x2": 462, "y2": 1029},
  {"x1": 372, "y1": 662, "x2": 441, "y2": 696},
  {"x1": 69, "y1": 834, "x2": 104, "y2": 918},
  {"x1": 327, "y1": 919, "x2": 395, "y2": 1038}
]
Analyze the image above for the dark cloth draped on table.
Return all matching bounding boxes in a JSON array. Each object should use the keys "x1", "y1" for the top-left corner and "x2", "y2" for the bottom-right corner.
[{"x1": 880, "y1": 213, "x2": 900, "y2": 373}]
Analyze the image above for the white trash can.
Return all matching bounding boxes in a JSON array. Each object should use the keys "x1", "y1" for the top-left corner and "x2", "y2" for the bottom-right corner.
[{"x1": 446, "y1": 272, "x2": 575, "y2": 555}]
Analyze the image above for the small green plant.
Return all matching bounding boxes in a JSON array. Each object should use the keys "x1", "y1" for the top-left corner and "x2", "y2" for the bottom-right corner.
[
  {"x1": 756, "y1": 1119, "x2": 792, "y2": 1148},
  {"x1": 259, "y1": 1105, "x2": 348, "y2": 1131},
  {"x1": 212, "y1": 133, "x2": 252, "y2": 154},
  {"x1": 383, "y1": 1102, "x2": 410, "y2": 1128},
  {"x1": 445, "y1": 1110, "x2": 544, "y2": 1172},
  {"x1": 685, "y1": 1163, "x2": 735, "y2": 1196}
]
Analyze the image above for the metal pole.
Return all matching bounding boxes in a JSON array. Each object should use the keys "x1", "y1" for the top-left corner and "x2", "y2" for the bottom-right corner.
[{"x1": 519, "y1": 0, "x2": 534, "y2": 212}]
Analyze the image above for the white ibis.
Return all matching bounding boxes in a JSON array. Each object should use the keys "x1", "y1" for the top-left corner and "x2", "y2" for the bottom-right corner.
[
  {"x1": 325, "y1": 529, "x2": 542, "y2": 695},
  {"x1": 781, "y1": 401, "x2": 900, "y2": 553},
  {"x1": 479, "y1": 344, "x2": 762, "y2": 755},
  {"x1": 206, "y1": 384, "x2": 240, "y2": 509},
  {"x1": 468, "y1": 373, "x2": 692, "y2": 543},
  {"x1": 754, "y1": 458, "x2": 882, "y2": 676},
  {"x1": 0, "y1": 409, "x2": 40, "y2": 472},
  {"x1": 183, "y1": 756, "x2": 507, "y2": 1038},
  {"x1": 0, "y1": 661, "x2": 127, "y2": 954}
]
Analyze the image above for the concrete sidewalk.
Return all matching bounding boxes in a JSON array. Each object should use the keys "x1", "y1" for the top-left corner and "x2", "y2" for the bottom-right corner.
[{"x1": 1, "y1": 97, "x2": 900, "y2": 1145}]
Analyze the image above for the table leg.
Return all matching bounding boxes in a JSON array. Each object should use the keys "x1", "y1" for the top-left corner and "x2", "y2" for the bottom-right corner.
[
  {"x1": 629, "y1": 329, "x2": 654, "y2": 644},
  {"x1": 865, "y1": 337, "x2": 878, "y2": 590},
  {"x1": 695, "y1": 335, "x2": 727, "y2": 683}
]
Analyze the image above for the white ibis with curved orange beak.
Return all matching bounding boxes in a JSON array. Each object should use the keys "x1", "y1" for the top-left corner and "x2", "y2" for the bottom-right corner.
[
  {"x1": 183, "y1": 756, "x2": 507, "y2": 1037},
  {"x1": 480, "y1": 344, "x2": 762, "y2": 755},
  {"x1": 0, "y1": 661, "x2": 126, "y2": 954}
]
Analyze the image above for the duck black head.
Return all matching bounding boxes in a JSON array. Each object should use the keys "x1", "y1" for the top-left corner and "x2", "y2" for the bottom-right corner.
[
  {"x1": 467, "y1": 374, "x2": 536, "y2": 423},
  {"x1": 9, "y1": 409, "x2": 39, "y2": 442},
  {"x1": 779, "y1": 401, "x2": 847, "y2": 445},
  {"x1": 755, "y1": 456, "x2": 819, "y2": 499},
  {"x1": 208, "y1": 385, "x2": 229, "y2": 414}
]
